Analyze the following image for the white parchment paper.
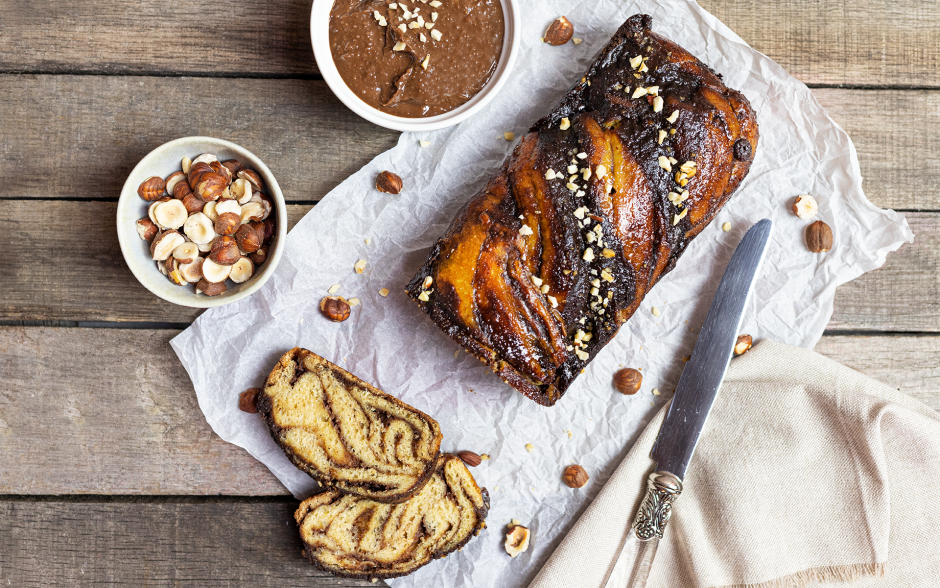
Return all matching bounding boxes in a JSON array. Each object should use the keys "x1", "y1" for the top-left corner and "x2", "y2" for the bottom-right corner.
[{"x1": 171, "y1": 1, "x2": 912, "y2": 586}]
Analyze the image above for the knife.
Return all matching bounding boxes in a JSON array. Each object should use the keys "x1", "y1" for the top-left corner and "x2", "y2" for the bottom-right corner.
[{"x1": 601, "y1": 218, "x2": 773, "y2": 588}]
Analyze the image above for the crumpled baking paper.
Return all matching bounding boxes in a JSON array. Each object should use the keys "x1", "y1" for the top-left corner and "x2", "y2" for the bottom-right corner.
[{"x1": 170, "y1": 0, "x2": 912, "y2": 586}]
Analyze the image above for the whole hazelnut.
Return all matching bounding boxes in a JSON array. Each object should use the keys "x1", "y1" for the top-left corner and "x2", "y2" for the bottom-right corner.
[
  {"x1": 235, "y1": 224, "x2": 262, "y2": 253},
  {"x1": 319, "y1": 296, "x2": 351, "y2": 322},
  {"x1": 137, "y1": 176, "x2": 166, "y2": 201},
  {"x1": 376, "y1": 171, "x2": 403, "y2": 194},
  {"x1": 214, "y1": 212, "x2": 241, "y2": 236},
  {"x1": 806, "y1": 220, "x2": 833, "y2": 253},
  {"x1": 734, "y1": 334, "x2": 753, "y2": 355},
  {"x1": 239, "y1": 388, "x2": 261, "y2": 413},
  {"x1": 544, "y1": 16, "x2": 574, "y2": 46},
  {"x1": 457, "y1": 451, "x2": 482, "y2": 467},
  {"x1": 613, "y1": 368, "x2": 642, "y2": 395},
  {"x1": 209, "y1": 235, "x2": 241, "y2": 266},
  {"x1": 562, "y1": 464, "x2": 589, "y2": 488}
]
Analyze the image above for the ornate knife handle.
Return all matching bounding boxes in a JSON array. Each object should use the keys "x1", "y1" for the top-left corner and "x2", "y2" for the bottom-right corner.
[
  {"x1": 633, "y1": 471, "x2": 682, "y2": 540},
  {"x1": 601, "y1": 471, "x2": 683, "y2": 588}
]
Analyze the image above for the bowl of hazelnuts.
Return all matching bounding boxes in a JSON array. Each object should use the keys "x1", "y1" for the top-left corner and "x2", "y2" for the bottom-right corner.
[{"x1": 117, "y1": 136, "x2": 287, "y2": 308}]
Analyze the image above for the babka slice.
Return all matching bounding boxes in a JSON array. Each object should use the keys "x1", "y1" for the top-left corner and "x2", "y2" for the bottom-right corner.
[
  {"x1": 294, "y1": 454, "x2": 489, "y2": 580},
  {"x1": 257, "y1": 348, "x2": 443, "y2": 503}
]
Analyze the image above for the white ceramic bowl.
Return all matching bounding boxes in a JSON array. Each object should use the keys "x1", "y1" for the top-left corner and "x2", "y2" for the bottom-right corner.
[
  {"x1": 311, "y1": 0, "x2": 520, "y2": 132},
  {"x1": 117, "y1": 136, "x2": 288, "y2": 308}
]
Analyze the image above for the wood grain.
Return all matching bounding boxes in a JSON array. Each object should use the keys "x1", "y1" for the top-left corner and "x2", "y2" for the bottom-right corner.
[
  {"x1": 0, "y1": 500, "x2": 386, "y2": 587},
  {"x1": 0, "y1": 327, "x2": 936, "y2": 495},
  {"x1": 0, "y1": 201, "x2": 933, "y2": 328},
  {"x1": 0, "y1": 76, "x2": 398, "y2": 204},
  {"x1": 1, "y1": 75, "x2": 937, "y2": 210},
  {"x1": 3, "y1": 0, "x2": 940, "y2": 87}
]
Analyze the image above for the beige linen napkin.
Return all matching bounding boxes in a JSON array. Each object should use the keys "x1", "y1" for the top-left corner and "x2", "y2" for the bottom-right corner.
[{"x1": 529, "y1": 340, "x2": 940, "y2": 588}]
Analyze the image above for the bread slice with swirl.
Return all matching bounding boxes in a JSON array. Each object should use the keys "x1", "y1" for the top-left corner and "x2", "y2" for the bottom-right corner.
[
  {"x1": 294, "y1": 453, "x2": 489, "y2": 580},
  {"x1": 257, "y1": 348, "x2": 443, "y2": 503}
]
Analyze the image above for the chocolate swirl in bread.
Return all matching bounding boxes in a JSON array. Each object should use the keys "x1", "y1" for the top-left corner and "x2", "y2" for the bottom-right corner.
[
  {"x1": 294, "y1": 454, "x2": 489, "y2": 580},
  {"x1": 258, "y1": 348, "x2": 443, "y2": 503},
  {"x1": 406, "y1": 14, "x2": 759, "y2": 406}
]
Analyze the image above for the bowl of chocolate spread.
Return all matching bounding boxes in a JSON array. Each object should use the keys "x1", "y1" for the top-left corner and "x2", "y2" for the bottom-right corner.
[{"x1": 312, "y1": 0, "x2": 520, "y2": 132}]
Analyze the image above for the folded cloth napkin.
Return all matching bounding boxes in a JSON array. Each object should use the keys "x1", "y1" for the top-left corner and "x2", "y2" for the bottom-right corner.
[{"x1": 529, "y1": 340, "x2": 940, "y2": 588}]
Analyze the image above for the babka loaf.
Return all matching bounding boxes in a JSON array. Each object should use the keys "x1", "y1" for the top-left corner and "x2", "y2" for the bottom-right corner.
[
  {"x1": 257, "y1": 348, "x2": 443, "y2": 503},
  {"x1": 406, "y1": 14, "x2": 758, "y2": 406},
  {"x1": 294, "y1": 454, "x2": 489, "y2": 580}
]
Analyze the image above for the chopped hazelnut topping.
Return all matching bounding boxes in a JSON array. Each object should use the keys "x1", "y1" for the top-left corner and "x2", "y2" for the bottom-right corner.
[
  {"x1": 393, "y1": 41, "x2": 407, "y2": 51},
  {"x1": 653, "y1": 96, "x2": 664, "y2": 112},
  {"x1": 577, "y1": 152, "x2": 587, "y2": 159},
  {"x1": 519, "y1": 224, "x2": 534, "y2": 236},
  {"x1": 658, "y1": 156, "x2": 672, "y2": 172},
  {"x1": 667, "y1": 111, "x2": 679, "y2": 124},
  {"x1": 430, "y1": 29, "x2": 442, "y2": 41},
  {"x1": 421, "y1": 54, "x2": 430, "y2": 69},
  {"x1": 423, "y1": 276, "x2": 433, "y2": 289},
  {"x1": 431, "y1": 11, "x2": 438, "y2": 21},
  {"x1": 531, "y1": 276, "x2": 543, "y2": 287},
  {"x1": 582, "y1": 167, "x2": 591, "y2": 181},
  {"x1": 419, "y1": 33, "x2": 426, "y2": 42},
  {"x1": 658, "y1": 130, "x2": 667, "y2": 144},
  {"x1": 602, "y1": 248, "x2": 615, "y2": 258},
  {"x1": 668, "y1": 192, "x2": 679, "y2": 203},
  {"x1": 601, "y1": 269, "x2": 614, "y2": 282},
  {"x1": 389, "y1": 2, "x2": 397, "y2": 7},
  {"x1": 629, "y1": 55, "x2": 643, "y2": 69},
  {"x1": 568, "y1": 164, "x2": 578, "y2": 174},
  {"x1": 566, "y1": 182, "x2": 578, "y2": 191},
  {"x1": 560, "y1": 117, "x2": 571, "y2": 130},
  {"x1": 429, "y1": 0, "x2": 441, "y2": 6},
  {"x1": 547, "y1": 295, "x2": 558, "y2": 308},
  {"x1": 545, "y1": 169, "x2": 557, "y2": 180},
  {"x1": 540, "y1": 284, "x2": 550, "y2": 294},
  {"x1": 574, "y1": 207, "x2": 587, "y2": 219},
  {"x1": 632, "y1": 87, "x2": 648, "y2": 98},
  {"x1": 398, "y1": 23, "x2": 406, "y2": 32},
  {"x1": 575, "y1": 349, "x2": 589, "y2": 360},
  {"x1": 418, "y1": 290, "x2": 430, "y2": 302},
  {"x1": 595, "y1": 164, "x2": 607, "y2": 179},
  {"x1": 583, "y1": 247, "x2": 595, "y2": 262}
]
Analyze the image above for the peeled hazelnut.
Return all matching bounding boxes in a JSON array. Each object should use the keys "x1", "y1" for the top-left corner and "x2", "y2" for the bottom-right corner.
[
  {"x1": 237, "y1": 168, "x2": 264, "y2": 191},
  {"x1": 136, "y1": 217, "x2": 159, "y2": 241},
  {"x1": 544, "y1": 16, "x2": 573, "y2": 46},
  {"x1": 203, "y1": 200, "x2": 219, "y2": 222},
  {"x1": 192, "y1": 153, "x2": 218, "y2": 166},
  {"x1": 504, "y1": 525, "x2": 530, "y2": 557},
  {"x1": 181, "y1": 192, "x2": 205, "y2": 215},
  {"x1": 239, "y1": 388, "x2": 261, "y2": 413},
  {"x1": 164, "y1": 171, "x2": 186, "y2": 197},
  {"x1": 235, "y1": 224, "x2": 262, "y2": 253},
  {"x1": 165, "y1": 258, "x2": 186, "y2": 286},
  {"x1": 562, "y1": 464, "x2": 589, "y2": 488},
  {"x1": 183, "y1": 212, "x2": 217, "y2": 245},
  {"x1": 792, "y1": 194, "x2": 818, "y2": 219},
  {"x1": 209, "y1": 235, "x2": 241, "y2": 266},
  {"x1": 214, "y1": 212, "x2": 241, "y2": 236},
  {"x1": 152, "y1": 199, "x2": 188, "y2": 230},
  {"x1": 201, "y1": 258, "x2": 232, "y2": 283},
  {"x1": 195, "y1": 278, "x2": 227, "y2": 296},
  {"x1": 137, "y1": 176, "x2": 166, "y2": 201},
  {"x1": 248, "y1": 247, "x2": 268, "y2": 266},
  {"x1": 172, "y1": 241, "x2": 199, "y2": 264},
  {"x1": 806, "y1": 220, "x2": 833, "y2": 253},
  {"x1": 215, "y1": 199, "x2": 241, "y2": 216},
  {"x1": 230, "y1": 178, "x2": 253, "y2": 204},
  {"x1": 240, "y1": 201, "x2": 265, "y2": 224},
  {"x1": 613, "y1": 368, "x2": 642, "y2": 395},
  {"x1": 229, "y1": 257, "x2": 254, "y2": 284},
  {"x1": 376, "y1": 171, "x2": 403, "y2": 194},
  {"x1": 179, "y1": 257, "x2": 204, "y2": 283},
  {"x1": 150, "y1": 230, "x2": 185, "y2": 261},
  {"x1": 221, "y1": 159, "x2": 245, "y2": 177},
  {"x1": 734, "y1": 334, "x2": 753, "y2": 355},
  {"x1": 148, "y1": 196, "x2": 171, "y2": 226},
  {"x1": 320, "y1": 296, "x2": 351, "y2": 322},
  {"x1": 457, "y1": 451, "x2": 482, "y2": 467}
]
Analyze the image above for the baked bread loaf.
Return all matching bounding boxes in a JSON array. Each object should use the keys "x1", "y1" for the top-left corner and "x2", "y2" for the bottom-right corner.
[
  {"x1": 294, "y1": 454, "x2": 489, "y2": 580},
  {"x1": 257, "y1": 348, "x2": 443, "y2": 503},
  {"x1": 406, "y1": 14, "x2": 758, "y2": 406}
]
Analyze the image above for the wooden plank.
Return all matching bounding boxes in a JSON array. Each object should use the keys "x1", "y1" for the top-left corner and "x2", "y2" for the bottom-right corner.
[
  {"x1": 1, "y1": 75, "x2": 937, "y2": 211},
  {"x1": 0, "y1": 201, "x2": 934, "y2": 328},
  {"x1": 0, "y1": 326, "x2": 289, "y2": 496},
  {"x1": 0, "y1": 76, "x2": 398, "y2": 204},
  {"x1": 3, "y1": 1, "x2": 940, "y2": 87},
  {"x1": 0, "y1": 500, "x2": 385, "y2": 587},
  {"x1": 0, "y1": 327, "x2": 937, "y2": 496}
]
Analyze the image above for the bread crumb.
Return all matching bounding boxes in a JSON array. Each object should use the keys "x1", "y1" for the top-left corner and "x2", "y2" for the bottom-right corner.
[
  {"x1": 652, "y1": 388, "x2": 661, "y2": 396},
  {"x1": 480, "y1": 453, "x2": 490, "y2": 461},
  {"x1": 651, "y1": 306, "x2": 661, "y2": 316},
  {"x1": 504, "y1": 132, "x2": 515, "y2": 141},
  {"x1": 525, "y1": 443, "x2": 534, "y2": 452},
  {"x1": 419, "y1": 140, "x2": 431, "y2": 147}
]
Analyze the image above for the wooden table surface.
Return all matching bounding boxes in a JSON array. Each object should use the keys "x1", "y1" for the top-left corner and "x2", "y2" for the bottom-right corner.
[{"x1": 2, "y1": 1, "x2": 938, "y2": 585}]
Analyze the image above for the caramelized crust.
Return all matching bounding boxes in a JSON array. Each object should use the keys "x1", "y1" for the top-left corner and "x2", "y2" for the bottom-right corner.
[
  {"x1": 295, "y1": 454, "x2": 489, "y2": 580},
  {"x1": 407, "y1": 14, "x2": 758, "y2": 405},
  {"x1": 258, "y1": 348, "x2": 443, "y2": 503}
]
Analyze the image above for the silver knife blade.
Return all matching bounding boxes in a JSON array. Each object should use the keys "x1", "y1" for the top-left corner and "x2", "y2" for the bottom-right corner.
[{"x1": 650, "y1": 218, "x2": 772, "y2": 480}]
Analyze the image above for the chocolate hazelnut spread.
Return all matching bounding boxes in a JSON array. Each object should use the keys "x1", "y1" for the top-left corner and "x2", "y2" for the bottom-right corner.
[{"x1": 329, "y1": 0, "x2": 505, "y2": 118}]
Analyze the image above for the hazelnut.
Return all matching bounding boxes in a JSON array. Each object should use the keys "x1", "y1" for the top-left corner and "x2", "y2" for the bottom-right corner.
[
  {"x1": 152, "y1": 199, "x2": 188, "y2": 230},
  {"x1": 136, "y1": 217, "x2": 158, "y2": 241},
  {"x1": 209, "y1": 160, "x2": 233, "y2": 183},
  {"x1": 195, "y1": 278, "x2": 227, "y2": 296},
  {"x1": 214, "y1": 212, "x2": 241, "y2": 236},
  {"x1": 179, "y1": 257, "x2": 204, "y2": 283},
  {"x1": 229, "y1": 257, "x2": 254, "y2": 284},
  {"x1": 543, "y1": 16, "x2": 573, "y2": 46},
  {"x1": 562, "y1": 464, "x2": 589, "y2": 488},
  {"x1": 173, "y1": 178, "x2": 194, "y2": 200},
  {"x1": 792, "y1": 194, "x2": 818, "y2": 219},
  {"x1": 172, "y1": 242, "x2": 199, "y2": 265},
  {"x1": 150, "y1": 230, "x2": 185, "y2": 261},
  {"x1": 504, "y1": 525, "x2": 530, "y2": 557},
  {"x1": 165, "y1": 258, "x2": 186, "y2": 286},
  {"x1": 239, "y1": 388, "x2": 261, "y2": 413},
  {"x1": 137, "y1": 176, "x2": 166, "y2": 201},
  {"x1": 613, "y1": 368, "x2": 642, "y2": 395},
  {"x1": 734, "y1": 334, "x2": 753, "y2": 355},
  {"x1": 237, "y1": 168, "x2": 264, "y2": 191},
  {"x1": 235, "y1": 224, "x2": 262, "y2": 253},
  {"x1": 221, "y1": 159, "x2": 245, "y2": 177},
  {"x1": 457, "y1": 451, "x2": 482, "y2": 467},
  {"x1": 183, "y1": 212, "x2": 216, "y2": 245},
  {"x1": 181, "y1": 192, "x2": 206, "y2": 214},
  {"x1": 201, "y1": 258, "x2": 232, "y2": 283},
  {"x1": 320, "y1": 296, "x2": 351, "y2": 322},
  {"x1": 164, "y1": 171, "x2": 187, "y2": 198},
  {"x1": 806, "y1": 220, "x2": 833, "y2": 253},
  {"x1": 248, "y1": 246, "x2": 268, "y2": 266},
  {"x1": 209, "y1": 235, "x2": 241, "y2": 266},
  {"x1": 376, "y1": 171, "x2": 403, "y2": 194}
]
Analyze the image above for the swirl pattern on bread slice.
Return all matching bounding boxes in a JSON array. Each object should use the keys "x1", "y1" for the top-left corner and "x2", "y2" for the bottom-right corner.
[
  {"x1": 294, "y1": 454, "x2": 489, "y2": 580},
  {"x1": 258, "y1": 348, "x2": 443, "y2": 503}
]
